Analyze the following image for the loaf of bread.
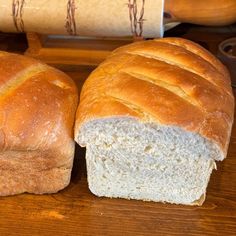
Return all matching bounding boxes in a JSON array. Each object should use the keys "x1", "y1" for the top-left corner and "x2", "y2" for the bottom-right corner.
[
  {"x1": 0, "y1": 51, "x2": 78, "y2": 196},
  {"x1": 75, "y1": 37, "x2": 234, "y2": 205}
]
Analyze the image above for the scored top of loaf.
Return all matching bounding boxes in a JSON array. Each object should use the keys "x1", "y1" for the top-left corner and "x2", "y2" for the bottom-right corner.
[
  {"x1": 0, "y1": 51, "x2": 78, "y2": 159},
  {"x1": 75, "y1": 37, "x2": 234, "y2": 160}
]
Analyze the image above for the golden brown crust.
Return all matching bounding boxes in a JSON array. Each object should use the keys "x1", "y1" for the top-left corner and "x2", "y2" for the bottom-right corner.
[
  {"x1": 0, "y1": 51, "x2": 78, "y2": 195},
  {"x1": 75, "y1": 38, "x2": 234, "y2": 158},
  {"x1": 155, "y1": 37, "x2": 229, "y2": 77}
]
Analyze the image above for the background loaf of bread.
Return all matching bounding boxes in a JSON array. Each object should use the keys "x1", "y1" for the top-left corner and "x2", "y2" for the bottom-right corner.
[
  {"x1": 0, "y1": 51, "x2": 78, "y2": 196},
  {"x1": 75, "y1": 38, "x2": 234, "y2": 205}
]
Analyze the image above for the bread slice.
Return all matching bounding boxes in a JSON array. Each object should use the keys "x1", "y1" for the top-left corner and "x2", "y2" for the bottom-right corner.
[
  {"x1": 75, "y1": 38, "x2": 234, "y2": 205},
  {"x1": 0, "y1": 51, "x2": 78, "y2": 196}
]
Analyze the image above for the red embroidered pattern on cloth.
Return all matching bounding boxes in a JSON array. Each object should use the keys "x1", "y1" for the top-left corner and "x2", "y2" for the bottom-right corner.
[
  {"x1": 65, "y1": 0, "x2": 77, "y2": 35},
  {"x1": 128, "y1": 0, "x2": 145, "y2": 38},
  {"x1": 12, "y1": 0, "x2": 25, "y2": 32}
]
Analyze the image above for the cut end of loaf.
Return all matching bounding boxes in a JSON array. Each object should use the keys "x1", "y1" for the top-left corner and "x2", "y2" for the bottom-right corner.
[{"x1": 77, "y1": 117, "x2": 221, "y2": 205}]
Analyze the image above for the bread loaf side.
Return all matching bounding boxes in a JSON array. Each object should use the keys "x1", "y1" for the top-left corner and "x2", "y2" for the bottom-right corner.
[{"x1": 0, "y1": 51, "x2": 78, "y2": 196}]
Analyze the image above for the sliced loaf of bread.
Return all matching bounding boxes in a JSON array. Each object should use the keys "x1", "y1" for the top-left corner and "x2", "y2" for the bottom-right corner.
[{"x1": 75, "y1": 38, "x2": 234, "y2": 205}]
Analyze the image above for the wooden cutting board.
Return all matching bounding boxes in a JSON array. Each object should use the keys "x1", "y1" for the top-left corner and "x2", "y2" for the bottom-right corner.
[{"x1": 0, "y1": 27, "x2": 236, "y2": 236}]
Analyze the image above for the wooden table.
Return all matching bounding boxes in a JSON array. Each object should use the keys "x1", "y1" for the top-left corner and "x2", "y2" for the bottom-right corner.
[
  {"x1": 0, "y1": 69, "x2": 235, "y2": 236},
  {"x1": 0, "y1": 27, "x2": 236, "y2": 236}
]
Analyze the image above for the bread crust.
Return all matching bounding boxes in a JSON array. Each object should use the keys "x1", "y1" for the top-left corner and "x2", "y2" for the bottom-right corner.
[
  {"x1": 75, "y1": 38, "x2": 234, "y2": 159},
  {"x1": 0, "y1": 51, "x2": 78, "y2": 195}
]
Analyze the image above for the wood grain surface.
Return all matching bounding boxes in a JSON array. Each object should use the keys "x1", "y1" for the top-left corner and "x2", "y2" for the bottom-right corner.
[
  {"x1": 0, "y1": 68, "x2": 235, "y2": 236},
  {"x1": 0, "y1": 29, "x2": 236, "y2": 236}
]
